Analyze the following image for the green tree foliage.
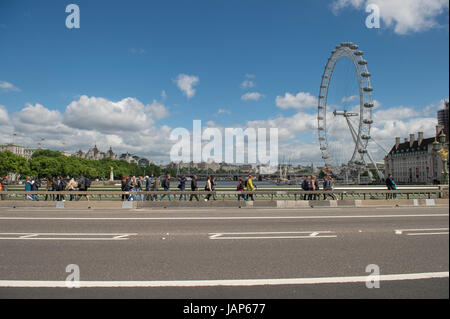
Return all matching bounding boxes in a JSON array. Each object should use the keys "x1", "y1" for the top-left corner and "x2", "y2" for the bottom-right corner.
[
  {"x1": 0, "y1": 149, "x2": 162, "y2": 180},
  {"x1": 0, "y1": 151, "x2": 30, "y2": 176}
]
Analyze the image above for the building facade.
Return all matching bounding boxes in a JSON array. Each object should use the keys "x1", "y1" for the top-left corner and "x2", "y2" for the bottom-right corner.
[
  {"x1": 384, "y1": 129, "x2": 444, "y2": 184},
  {"x1": 0, "y1": 144, "x2": 38, "y2": 159}
]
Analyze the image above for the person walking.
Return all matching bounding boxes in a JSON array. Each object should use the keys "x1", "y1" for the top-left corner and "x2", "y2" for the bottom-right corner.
[
  {"x1": 204, "y1": 176, "x2": 212, "y2": 201},
  {"x1": 31, "y1": 176, "x2": 40, "y2": 201},
  {"x1": 66, "y1": 177, "x2": 78, "y2": 201},
  {"x1": 178, "y1": 175, "x2": 187, "y2": 201},
  {"x1": 237, "y1": 178, "x2": 248, "y2": 201},
  {"x1": 45, "y1": 176, "x2": 55, "y2": 201},
  {"x1": 189, "y1": 175, "x2": 199, "y2": 201},
  {"x1": 151, "y1": 175, "x2": 159, "y2": 201},
  {"x1": 385, "y1": 174, "x2": 397, "y2": 199},
  {"x1": 128, "y1": 176, "x2": 138, "y2": 201},
  {"x1": 25, "y1": 176, "x2": 33, "y2": 200},
  {"x1": 211, "y1": 176, "x2": 218, "y2": 200},
  {"x1": 145, "y1": 174, "x2": 152, "y2": 201},
  {"x1": 135, "y1": 176, "x2": 144, "y2": 202},
  {"x1": 323, "y1": 176, "x2": 337, "y2": 200},
  {"x1": 246, "y1": 175, "x2": 256, "y2": 201},
  {"x1": 76, "y1": 174, "x2": 90, "y2": 201},
  {"x1": 312, "y1": 176, "x2": 319, "y2": 200},
  {"x1": 159, "y1": 174, "x2": 172, "y2": 201},
  {"x1": 301, "y1": 176, "x2": 310, "y2": 200},
  {"x1": 55, "y1": 176, "x2": 66, "y2": 201},
  {"x1": 306, "y1": 176, "x2": 314, "y2": 200},
  {"x1": 0, "y1": 176, "x2": 6, "y2": 200}
]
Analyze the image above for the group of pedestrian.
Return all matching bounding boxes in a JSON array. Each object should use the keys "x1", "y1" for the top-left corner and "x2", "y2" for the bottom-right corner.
[
  {"x1": 236, "y1": 175, "x2": 257, "y2": 201},
  {"x1": 385, "y1": 174, "x2": 397, "y2": 199},
  {"x1": 301, "y1": 175, "x2": 336, "y2": 200},
  {"x1": 119, "y1": 174, "x2": 258, "y2": 202},
  {"x1": 24, "y1": 174, "x2": 90, "y2": 201}
]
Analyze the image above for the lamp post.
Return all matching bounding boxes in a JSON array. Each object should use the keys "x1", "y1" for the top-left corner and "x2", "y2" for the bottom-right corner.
[{"x1": 433, "y1": 130, "x2": 449, "y2": 185}]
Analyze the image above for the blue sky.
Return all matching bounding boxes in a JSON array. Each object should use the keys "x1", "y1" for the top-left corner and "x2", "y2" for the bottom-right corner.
[{"x1": 0, "y1": 0, "x2": 449, "y2": 164}]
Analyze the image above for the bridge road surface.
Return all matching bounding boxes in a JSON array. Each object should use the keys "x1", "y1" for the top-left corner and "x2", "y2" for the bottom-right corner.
[{"x1": 0, "y1": 206, "x2": 448, "y2": 298}]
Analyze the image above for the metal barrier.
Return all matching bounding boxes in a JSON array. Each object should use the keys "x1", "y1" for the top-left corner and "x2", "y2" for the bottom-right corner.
[{"x1": 0, "y1": 187, "x2": 448, "y2": 201}]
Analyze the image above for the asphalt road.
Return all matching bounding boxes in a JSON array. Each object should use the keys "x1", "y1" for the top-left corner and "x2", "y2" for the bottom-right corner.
[{"x1": 0, "y1": 206, "x2": 448, "y2": 299}]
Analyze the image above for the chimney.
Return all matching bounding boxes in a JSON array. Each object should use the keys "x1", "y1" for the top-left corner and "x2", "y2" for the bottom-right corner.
[
  {"x1": 418, "y1": 132, "x2": 423, "y2": 146},
  {"x1": 395, "y1": 137, "x2": 400, "y2": 149},
  {"x1": 404, "y1": 138, "x2": 408, "y2": 143},
  {"x1": 409, "y1": 133, "x2": 415, "y2": 147}
]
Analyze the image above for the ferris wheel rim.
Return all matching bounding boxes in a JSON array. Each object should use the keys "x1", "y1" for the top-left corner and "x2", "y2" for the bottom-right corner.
[{"x1": 317, "y1": 42, "x2": 374, "y2": 172}]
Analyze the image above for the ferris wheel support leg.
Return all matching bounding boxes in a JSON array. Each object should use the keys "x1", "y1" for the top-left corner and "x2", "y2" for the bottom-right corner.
[{"x1": 365, "y1": 149, "x2": 384, "y2": 181}]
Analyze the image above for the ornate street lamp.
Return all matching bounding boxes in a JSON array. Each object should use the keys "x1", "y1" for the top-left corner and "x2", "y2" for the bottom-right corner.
[{"x1": 433, "y1": 130, "x2": 449, "y2": 185}]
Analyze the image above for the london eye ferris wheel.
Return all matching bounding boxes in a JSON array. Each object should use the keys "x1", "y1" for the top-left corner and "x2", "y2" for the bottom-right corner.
[{"x1": 317, "y1": 42, "x2": 384, "y2": 181}]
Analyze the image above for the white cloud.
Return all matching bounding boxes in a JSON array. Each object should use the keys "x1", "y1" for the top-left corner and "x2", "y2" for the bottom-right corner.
[
  {"x1": 214, "y1": 108, "x2": 232, "y2": 117},
  {"x1": 247, "y1": 112, "x2": 317, "y2": 141},
  {"x1": 16, "y1": 103, "x2": 62, "y2": 125},
  {"x1": 161, "y1": 90, "x2": 167, "y2": 100},
  {"x1": 331, "y1": 0, "x2": 449, "y2": 34},
  {"x1": 423, "y1": 98, "x2": 449, "y2": 115},
  {"x1": 145, "y1": 100, "x2": 170, "y2": 120},
  {"x1": 174, "y1": 74, "x2": 199, "y2": 99},
  {"x1": 373, "y1": 106, "x2": 419, "y2": 122},
  {"x1": 0, "y1": 105, "x2": 11, "y2": 126},
  {"x1": 64, "y1": 96, "x2": 147, "y2": 132},
  {"x1": 241, "y1": 80, "x2": 255, "y2": 90},
  {"x1": 245, "y1": 74, "x2": 255, "y2": 79},
  {"x1": 341, "y1": 95, "x2": 358, "y2": 103},
  {"x1": 3, "y1": 98, "x2": 174, "y2": 163},
  {"x1": 276, "y1": 92, "x2": 317, "y2": 109},
  {"x1": 0, "y1": 81, "x2": 20, "y2": 92},
  {"x1": 241, "y1": 92, "x2": 263, "y2": 101}
]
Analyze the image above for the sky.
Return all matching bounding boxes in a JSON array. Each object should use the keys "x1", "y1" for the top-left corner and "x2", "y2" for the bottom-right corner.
[{"x1": 0, "y1": 0, "x2": 449, "y2": 165}]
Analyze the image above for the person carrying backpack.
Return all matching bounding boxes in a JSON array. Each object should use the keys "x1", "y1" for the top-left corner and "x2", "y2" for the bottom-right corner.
[
  {"x1": 237, "y1": 178, "x2": 248, "y2": 201},
  {"x1": 323, "y1": 176, "x2": 336, "y2": 200},
  {"x1": 159, "y1": 174, "x2": 172, "y2": 201},
  {"x1": 178, "y1": 175, "x2": 187, "y2": 201},
  {"x1": 301, "y1": 176, "x2": 310, "y2": 200},
  {"x1": 189, "y1": 175, "x2": 199, "y2": 201},
  {"x1": 77, "y1": 174, "x2": 90, "y2": 201},
  {"x1": 31, "y1": 176, "x2": 40, "y2": 201},
  {"x1": 55, "y1": 176, "x2": 66, "y2": 201}
]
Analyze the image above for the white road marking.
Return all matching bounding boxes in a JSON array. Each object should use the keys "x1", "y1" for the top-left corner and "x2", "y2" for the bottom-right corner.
[
  {"x1": 395, "y1": 228, "x2": 449, "y2": 236},
  {"x1": 0, "y1": 213, "x2": 447, "y2": 221},
  {"x1": 208, "y1": 231, "x2": 337, "y2": 240},
  {"x1": 0, "y1": 233, "x2": 137, "y2": 241},
  {"x1": 0, "y1": 272, "x2": 447, "y2": 288},
  {"x1": 19, "y1": 234, "x2": 38, "y2": 239},
  {"x1": 407, "y1": 232, "x2": 449, "y2": 236}
]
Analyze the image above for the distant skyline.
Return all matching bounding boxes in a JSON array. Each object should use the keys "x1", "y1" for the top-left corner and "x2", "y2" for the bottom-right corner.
[{"x1": 0, "y1": 0, "x2": 448, "y2": 164}]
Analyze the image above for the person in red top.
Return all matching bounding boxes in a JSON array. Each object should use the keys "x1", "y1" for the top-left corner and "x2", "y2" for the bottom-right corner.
[{"x1": 237, "y1": 178, "x2": 248, "y2": 201}]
